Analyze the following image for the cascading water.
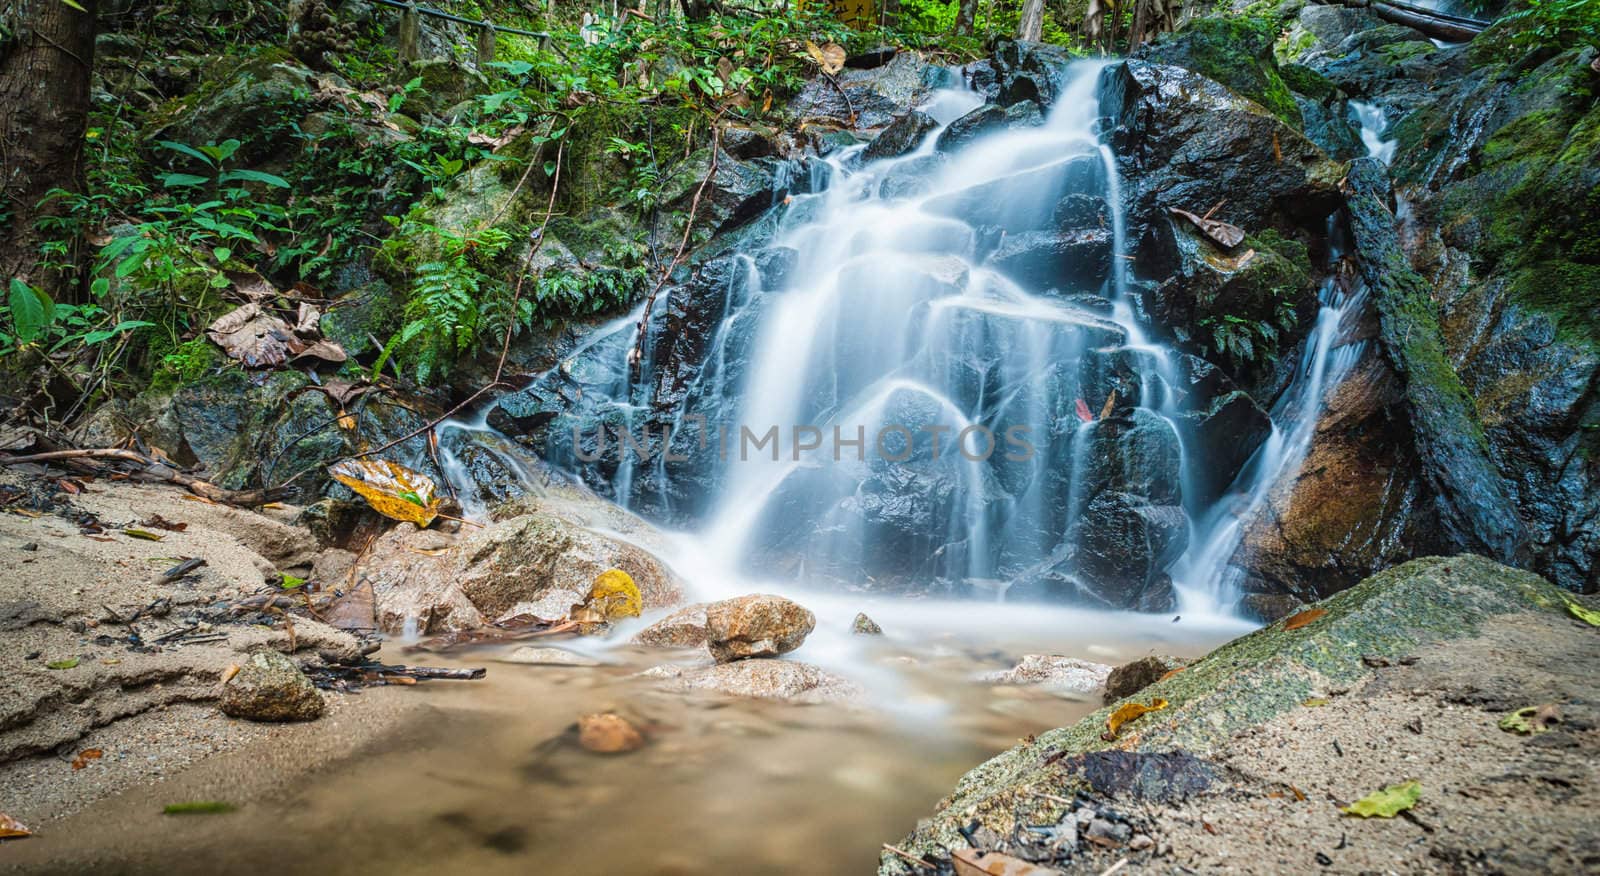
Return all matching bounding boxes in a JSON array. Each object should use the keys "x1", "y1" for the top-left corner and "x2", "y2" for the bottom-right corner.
[{"x1": 446, "y1": 60, "x2": 1369, "y2": 621}]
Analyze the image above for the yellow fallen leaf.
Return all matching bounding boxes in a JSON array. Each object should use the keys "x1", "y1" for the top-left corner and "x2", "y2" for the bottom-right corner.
[
  {"x1": 0, "y1": 811, "x2": 30, "y2": 839},
  {"x1": 327, "y1": 459, "x2": 441, "y2": 527},
  {"x1": 1105, "y1": 697, "x2": 1168, "y2": 740},
  {"x1": 1342, "y1": 780, "x2": 1421, "y2": 818},
  {"x1": 1282, "y1": 608, "x2": 1328, "y2": 630}
]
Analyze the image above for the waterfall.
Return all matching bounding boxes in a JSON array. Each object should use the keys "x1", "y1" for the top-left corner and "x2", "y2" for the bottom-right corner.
[{"x1": 444, "y1": 60, "x2": 1368, "y2": 619}]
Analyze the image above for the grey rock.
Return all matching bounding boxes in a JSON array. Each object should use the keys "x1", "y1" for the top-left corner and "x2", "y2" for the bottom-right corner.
[{"x1": 219, "y1": 650, "x2": 324, "y2": 722}]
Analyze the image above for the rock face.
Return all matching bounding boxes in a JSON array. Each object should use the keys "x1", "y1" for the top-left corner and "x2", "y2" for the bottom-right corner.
[
  {"x1": 885, "y1": 555, "x2": 1575, "y2": 871},
  {"x1": 980, "y1": 655, "x2": 1111, "y2": 696},
  {"x1": 704, "y1": 594, "x2": 816, "y2": 662},
  {"x1": 219, "y1": 650, "x2": 324, "y2": 722},
  {"x1": 1103, "y1": 655, "x2": 1185, "y2": 703},
  {"x1": 642, "y1": 660, "x2": 860, "y2": 703}
]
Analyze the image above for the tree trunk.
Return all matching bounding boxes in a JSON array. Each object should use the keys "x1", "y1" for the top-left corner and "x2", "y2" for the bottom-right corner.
[
  {"x1": 0, "y1": 0, "x2": 97, "y2": 304},
  {"x1": 955, "y1": 0, "x2": 978, "y2": 34},
  {"x1": 1016, "y1": 0, "x2": 1043, "y2": 41}
]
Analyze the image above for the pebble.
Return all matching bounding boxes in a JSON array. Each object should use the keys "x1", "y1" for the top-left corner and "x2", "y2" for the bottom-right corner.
[{"x1": 1130, "y1": 834, "x2": 1154, "y2": 851}]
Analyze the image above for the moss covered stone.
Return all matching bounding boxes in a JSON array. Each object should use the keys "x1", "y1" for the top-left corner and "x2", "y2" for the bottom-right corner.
[
  {"x1": 882, "y1": 555, "x2": 1570, "y2": 871},
  {"x1": 1140, "y1": 17, "x2": 1303, "y2": 126}
]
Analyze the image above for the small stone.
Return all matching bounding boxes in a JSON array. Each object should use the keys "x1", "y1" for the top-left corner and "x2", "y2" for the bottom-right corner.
[
  {"x1": 1087, "y1": 818, "x2": 1131, "y2": 844},
  {"x1": 704, "y1": 594, "x2": 816, "y2": 662},
  {"x1": 1130, "y1": 834, "x2": 1154, "y2": 851},
  {"x1": 1074, "y1": 807, "x2": 1097, "y2": 825},
  {"x1": 577, "y1": 712, "x2": 644, "y2": 754},
  {"x1": 852, "y1": 612, "x2": 884, "y2": 635},
  {"x1": 19, "y1": 542, "x2": 38, "y2": 551},
  {"x1": 497, "y1": 646, "x2": 600, "y2": 666},
  {"x1": 218, "y1": 650, "x2": 324, "y2": 722},
  {"x1": 641, "y1": 659, "x2": 860, "y2": 703},
  {"x1": 1104, "y1": 654, "x2": 1186, "y2": 703},
  {"x1": 980, "y1": 655, "x2": 1111, "y2": 696},
  {"x1": 632, "y1": 603, "x2": 710, "y2": 649}
]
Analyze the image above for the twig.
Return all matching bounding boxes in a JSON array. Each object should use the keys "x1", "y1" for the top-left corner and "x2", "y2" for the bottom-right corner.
[
  {"x1": 822, "y1": 71, "x2": 857, "y2": 127},
  {"x1": 1098, "y1": 858, "x2": 1129, "y2": 876},
  {"x1": 881, "y1": 844, "x2": 935, "y2": 869},
  {"x1": 0, "y1": 448, "x2": 289, "y2": 507},
  {"x1": 1021, "y1": 788, "x2": 1074, "y2": 805},
  {"x1": 628, "y1": 114, "x2": 726, "y2": 382}
]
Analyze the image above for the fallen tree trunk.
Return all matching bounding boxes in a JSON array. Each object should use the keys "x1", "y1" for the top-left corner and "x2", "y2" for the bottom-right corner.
[{"x1": 1314, "y1": 0, "x2": 1487, "y2": 42}]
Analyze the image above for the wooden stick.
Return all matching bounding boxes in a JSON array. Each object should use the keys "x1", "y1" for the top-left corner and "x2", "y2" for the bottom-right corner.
[
  {"x1": 1, "y1": 448, "x2": 291, "y2": 507},
  {"x1": 881, "y1": 844, "x2": 935, "y2": 869},
  {"x1": 1097, "y1": 858, "x2": 1129, "y2": 876}
]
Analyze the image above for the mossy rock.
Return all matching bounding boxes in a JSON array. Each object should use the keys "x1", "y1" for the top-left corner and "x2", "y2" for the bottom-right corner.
[
  {"x1": 147, "y1": 53, "x2": 315, "y2": 164},
  {"x1": 1140, "y1": 16, "x2": 1303, "y2": 127},
  {"x1": 884, "y1": 555, "x2": 1571, "y2": 870}
]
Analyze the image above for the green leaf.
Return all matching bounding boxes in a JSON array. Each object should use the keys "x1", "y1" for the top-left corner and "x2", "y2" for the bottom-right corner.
[
  {"x1": 1499, "y1": 705, "x2": 1558, "y2": 735},
  {"x1": 201, "y1": 140, "x2": 242, "y2": 163},
  {"x1": 1342, "y1": 780, "x2": 1421, "y2": 818},
  {"x1": 163, "y1": 801, "x2": 236, "y2": 815},
  {"x1": 161, "y1": 173, "x2": 211, "y2": 188},
  {"x1": 1566, "y1": 601, "x2": 1600, "y2": 626},
  {"x1": 218, "y1": 169, "x2": 290, "y2": 188},
  {"x1": 46, "y1": 658, "x2": 80, "y2": 670},
  {"x1": 90, "y1": 277, "x2": 110, "y2": 298},
  {"x1": 122, "y1": 528, "x2": 165, "y2": 541},
  {"x1": 157, "y1": 140, "x2": 215, "y2": 166},
  {"x1": 280, "y1": 572, "x2": 306, "y2": 589},
  {"x1": 213, "y1": 247, "x2": 233, "y2": 263},
  {"x1": 83, "y1": 320, "x2": 155, "y2": 345},
  {"x1": 59, "y1": 0, "x2": 88, "y2": 11},
  {"x1": 487, "y1": 60, "x2": 534, "y2": 76},
  {"x1": 8, "y1": 278, "x2": 53, "y2": 344}
]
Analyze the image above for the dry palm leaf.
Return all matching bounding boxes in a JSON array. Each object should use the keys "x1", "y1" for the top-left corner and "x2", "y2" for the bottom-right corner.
[
  {"x1": 0, "y1": 812, "x2": 30, "y2": 839},
  {"x1": 1167, "y1": 206, "x2": 1246, "y2": 249},
  {"x1": 327, "y1": 459, "x2": 441, "y2": 527}
]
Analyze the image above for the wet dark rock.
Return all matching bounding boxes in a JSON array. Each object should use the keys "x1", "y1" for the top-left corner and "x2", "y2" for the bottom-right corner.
[
  {"x1": 935, "y1": 100, "x2": 1044, "y2": 153},
  {"x1": 219, "y1": 649, "x2": 324, "y2": 722},
  {"x1": 786, "y1": 51, "x2": 931, "y2": 131},
  {"x1": 1180, "y1": 390, "x2": 1273, "y2": 506},
  {"x1": 1104, "y1": 655, "x2": 1187, "y2": 703},
  {"x1": 1102, "y1": 60, "x2": 1342, "y2": 257},
  {"x1": 990, "y1": 39, "x2": 1075, "y2": 109},
  {"x1": 1067, "y1": 492, "x2": 1186, "y2": 611},
  {"x1": 149, "y1": 57, "x2": 316, "y2": 163},
  {"x1": 1056, "y1": 750, "x2": 1230, "y2": 803},
  {"x1": 923, "y1": 156, "x2": 1105, "y2": 233},
  {"x1": 863, "y1": 110, "x2": 938, "y2": 161},
  {"x1": 985, "y1": 228, "x2": 1112, "y2": 293}
]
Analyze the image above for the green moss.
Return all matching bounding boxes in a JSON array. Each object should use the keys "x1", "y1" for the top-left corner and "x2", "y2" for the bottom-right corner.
[
  {"x1": 150, "y1": 339, "x2": 224, "y2": 394},
  {"x1": 1279, "y1": 62, "x2": 1336, "y2": 101},
  {"x1": 1144, "y1": 17, "x2": 1304, "y2": 127}
]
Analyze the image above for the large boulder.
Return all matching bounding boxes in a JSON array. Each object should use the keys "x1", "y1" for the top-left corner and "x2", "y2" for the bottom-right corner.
[
  {"x1": 148, "y1": 57, "x2": 316, "y2": 163},
  {"x1": 785, "y1": 51, "x2": 932, "y2": 132},
  {"x1": 863, "y1": 110, "x2": 939, "y2": 160},
  {"x1": 1137, "y1": 17, "x2": 1300, "y2": 124},
  {"x1": 884, "y1": 555, "x2": 1577, "y2": 872},
  {"x1": 632, "y1": 603, "x2": 711, "y2": 650},
  {"x1": 219, "y1": 650, "x2": 324, "y2": 722},
  {"x1": 1067, "y1": 491, "x2": 1186, "y2": 612},
  {"x1": 356, "y1": 499, "x2": 684, "y2": 635},
  {"x1": 984, "y1": 228, "x2": 1113, "y2": 293},
  {"x1": 1102, "y1": 60, "x2": 1343, "y2": 262},
  {"x1": 704, "y1": 594, "x2": 816, "y2": 662}
]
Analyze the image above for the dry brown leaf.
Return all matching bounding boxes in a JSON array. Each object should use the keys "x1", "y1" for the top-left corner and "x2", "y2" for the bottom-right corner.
[
  {"x1": 804, "y1": 40, "x2": 846, "y2": 75},
  {"x1": 71, "y1": 748, "x2": 103, "y2": 770},
  {"x1": 1098, "y1": 390, "x2": 1116, "y2": 421},
  {"x1": 325, "y1": 580, "x2": 377, "y2": 632},
  {"x1": 951, "y1": 848, "x2": 1061, "y2": 876},
  {"x1": 1282, "y1": 608, "x2": 1328, "y2": 631},
  {"x1": 577, "y1": 712, "x2": 644, "y2": 754},
  {"x1": 220, "y1": 664, "x2": 241, "y2": 686},
  {"x1": 1104, "y1": 697, "x2": 1169, "y2": 740},
  {"x1": 466, "y1": 123, "x2": 526, "y2": 150},
  {"x1": 206, "y1": 303, "x2": 296, "y2": 368},
  {"x1": 1167, "y1": 206, "x2": 1246, "y2": 249},
  {"x1": 0, "y1": 811, "x2": 30, "y2": 839},
  {"x1": 327, "y1": 458, "x2": 441, "y2": 527},
  {"x1": 223, "y1": 270, "x2": 277, "y2": 302},
  {"x1": 1158, "y1": 665, "x2": 1186, "y2": 682},
  {"x1": 289, "y1": 339, "x2": 348, "y2": 365}
]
